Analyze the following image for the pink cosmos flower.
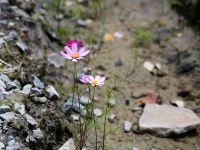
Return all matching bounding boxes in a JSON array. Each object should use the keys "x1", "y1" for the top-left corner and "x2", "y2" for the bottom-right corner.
[
  {"x1": 88, "y1": 75, "x2": 105, "y2": 86},
  {"x1": 66, "y1": 40, "x2": 83, "y2": 47},
  {"x1": 60, "y1": 43, "x2": 90, "y2": 62},
  {"x1": 80, "y1": 75, "x2": 90, "y2": 84}
]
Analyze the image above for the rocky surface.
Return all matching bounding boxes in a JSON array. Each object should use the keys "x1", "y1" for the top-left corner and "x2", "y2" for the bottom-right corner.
[{"x1": 139, "y1": 104, "x2": 200, "y2": 136}]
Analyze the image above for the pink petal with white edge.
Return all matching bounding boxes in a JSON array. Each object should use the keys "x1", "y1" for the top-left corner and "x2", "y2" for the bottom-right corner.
[
  {"x1": 79, "y1": 50, "x2": 90, "y2": 57},
  {"x1": 72, "y1": 43, "x2": 78, "y2": 53},
  {"x1": 78, "y1": 47, "x2": 86, "y2": 54},
  {"x1": 95, "y1": 75, "x2": 101, "y2": 81},
  {"x1": 99, "y1": 77, "x2": 106, "y2": 82},
  {"x1": 64, "y1": 46, "x2": 73, "y2": 55},
  {"x1": 76, "y1": 56, "x2": 84, "y2": 60},
  {"x1": 88, "y1": 76, "x2": 94, "y2": 82},
  {"x1": 60, "y1": 51, "x2": 72, "y2": 59}
]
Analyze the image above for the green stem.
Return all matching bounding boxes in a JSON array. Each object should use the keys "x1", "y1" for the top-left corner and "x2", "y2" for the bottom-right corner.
[
  {"x1": 102, "y1": 104, "x2": 108, "y2": 150},
  {"x1": 91, "y1": 87, "x2": 98, "y2": 150},
  {"x1": 72, "y1": 62, "x2": 76, "y2": 108}
]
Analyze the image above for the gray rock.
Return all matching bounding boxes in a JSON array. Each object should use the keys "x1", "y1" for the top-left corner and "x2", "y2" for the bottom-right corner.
[
  {"x1": 46, "y1": 85, "x2": 59, "y2": 100},
  {"x1": 108, "y1": 98, "x2": 116, "y2": 107},
  {"x1": 170, "y1": 100, "x2": 185, "y2": 108},
  {"x1": 16, "y1": 41, "x2": 28, "y2": 52},
  {"x1": 33, "y1": 75, "x2": 44, "y2": 89},
  {"x1": 33, "y1": 97, "x2": 47, "y2": 103},
  {"x1": 133, "y1": 147, "x2": 139, "y2": 150},
  {"x1": 4, "y1": 31, "x2": 17, "y2": 41},
  {"x1": 31, "y1": 87, "x2": 42, "y2": 96},
  {"x1": 47, "y1": 53, "x2": 65, "y2": 68},
  {"x1": 6, "y1": 139, "x2": 21, "y2": 150},
  {"x1": 13, "y1": 80, "x2": 21, "y2": 89},
  {"x1": 115, "y1": 58, "x2": 124, "y2": 67},
  {"x1": 24, "y1": 114, "x2": 37, "y2": 126},
  {"x1": 70, "y1": 114, "x2": 80, "y2": 122},
  {"x1": 0, "y1": 112, "x2": 15, "y2": 122},
  {"x1": 94, "y1": 108, "x2": 103, "y2": 117},
  {"x1": 139, "y1": 104, "x2": 200, "y2": 136},
  {"x1": 14, "y1": 103, "x2": 25, "y2": 115},
  {"x1": 76, "y1": 19, "x2": 88, "y2": 27},
  {"x1": 0, "y1": 73, "x2": 10, "y2": 83},
  {"x1": 0, "y1": 93, "x2": 4, "y2": 100},
  {"x1": 108, "y1": 114, "x2": 116, "y2": 123},
  {"x1": 0, "y1": 79, "x2": 6, "y2": 91},
  {"x1": 22, "y1": 84, "x2": 32, "y2": 95},
  {"x1": 124, "y1": 121, "x2": 132, "y2": 132},
  {"x1": 0, "y1": 105, "x2": 11, "y2": 114},
  {"x1": 0, "y1": 142, "x2": 5, "y2": 149},
  {"x1": 63, "y1": 96, "x2": 86, "y2": 116},
  {"x1": 26, "y1": 135, "x2": 36, "y2": 143},
  {"x1": 58, "y1": 138, "x2": 76, "y2": 150},
  {"x1": 80, "y1": 96, "x2": 91, "y2": 105},
  {"x1": 5, "y1": 81, "x2": 17, "y2": 91},
  {"x1": 32, "y1": 128, "x2": 43, "y2": 140},
  {"x1": 0, "y1": 20, "x2": 7, "y2": 26}
]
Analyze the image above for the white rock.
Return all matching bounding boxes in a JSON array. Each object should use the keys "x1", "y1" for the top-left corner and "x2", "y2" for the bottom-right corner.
[
  {"x1": 108, "y1": 98, "x2": 116, "y2": 107},
  {"x1": 133, "y1": 147, "x2": 139, "y2": 150},
  {"x1": 94, "y1": 108, "x2": 103, "y2": 117},
  {"x1": 14, "y1": 103, "x2": 25, "y2": 115},
  {"x1": 46, "y1": 85, "x2": 59, "y2": 100},
  {"x1": 155, "y1": 62, "x2": 162, "y2": 70},
  {"x1": 114, "y1": 31, "x2": 124, "y2": 39},
  {"x1": 22, "y1": 84, "x2": 32, "y2": 95},
  {"x1": 16, "y1": 41, "x2": 28, "y2": 52},
  {"x1": 170, "y1": 100, "x2": 184, "y2": 108},
  {"x1": 124, "y1": 121, "x2": 132, "y2": 132},
  {"x1": 143, "y1": 61, "x2": 154, "y2": 72},
  {"x1": 58, "y1": 138, "x2": 76, "y2": 150},
  {"x1": 0, "y1": 142, "x2": 5, "y2": 149},
  {"x1": 71, "y1": 114, "x2": 80, "y2": 122},
  {"x1": 24, "y1": 114, "x2": 37, "y2": 126},
  {"x1": 139, "y1": 104, "x2": 200, "y2": 136},
  {"x1": 26, "y1": 135, "x2": 36, "y2": 143},
  {"x1": 33, "y1": 128, "x2": 44, "y2": 140},
  {"x1": 0, "y1": 112, "x2": 15, "y2": 122},
  {"x1": 108, "y1": 114, "x2": 116, "y2": 123}
]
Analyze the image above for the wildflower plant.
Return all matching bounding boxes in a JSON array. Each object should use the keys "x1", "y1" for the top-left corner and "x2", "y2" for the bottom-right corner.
[{"x1": 60, "y1": 40, "x2": 110, "y2": 150}]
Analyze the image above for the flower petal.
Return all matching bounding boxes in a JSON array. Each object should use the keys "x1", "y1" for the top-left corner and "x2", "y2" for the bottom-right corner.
[
  {"x1": 95, "y1": 75, "x2": 101, "y2": 81},
  {"x1": 79, "y1": 50, "x2": 90, "y2": 57},
  {"x1": 72, "y1": 59, "x2": 77, "y2": 62},
  {"x1": 64, "y1": 46, "x2": 73, "y2": 55},
  {"x1": 78, "y1": 47, "x2": 86, "y2": 55},
  {"x1": 99, "y1": 77, "x2": 105, "y2": 82},
  {"x1": 88, "y1": 75, "x2": 94, "y2": 82},
  {"x1": 60, "y1": 51, "x2": 72, "y2": 59},
  {"x1": 72, "y1": 43, "x2": 78, "y2": 53}
]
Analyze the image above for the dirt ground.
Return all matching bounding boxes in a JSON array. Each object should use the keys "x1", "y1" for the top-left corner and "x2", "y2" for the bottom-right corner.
[{"x1": 60, "y1": 0, "x2": 200, "y2": 149}]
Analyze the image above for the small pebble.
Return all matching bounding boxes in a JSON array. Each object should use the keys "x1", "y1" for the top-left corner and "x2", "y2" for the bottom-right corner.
[
  {"x1": 94, "y1": 108, "x2": 103, "y2": 117},
  {"x1": 124, "y1": 121, "x2": 132, "y2": 132}
]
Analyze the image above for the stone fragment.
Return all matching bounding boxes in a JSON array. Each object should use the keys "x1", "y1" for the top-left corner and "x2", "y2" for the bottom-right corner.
[
  {"x1": 115, "y1": 58, "x2": 124, "y2": 67},
  {"x1": 33, "y1": 97, "x2": 47, "y2": 103},
  {"x1": 139, "y1": 104, "x2": 200, "y2": 136},
  {"x1": 94, "y1": 108, "x2": 103, "y2": 117},
  {"x1": 47, "y1": 53, "x2": 65, "y2": 68},
  {"x1": 0, "y1": 142, "x2": 5, "y2": 149},
  {"x1": 24, "y1": 114, "x2": 37, "y2": 126},
  {"x1": 22, "y1": 84, "x2": 32, "y2": 95},
  {"x1": 0, "y1": 105, "x2": 10, "y2": 114},
  {"x1": 80, "y1": 96, "x2": 91, "y2": 105},
  {"x1": 46, "y1": 85, "x2": 59, "y2": 100},
  {"x1": 16, "y1": 41, "x2": 28, "y2": 52},
  {"x1": 108, "y1": 114, "x2": 116, "y2": 123},
  {"x1": 0, "y1": 112, "x2": 15, "y2": 122},
  {"x1": 58, "y1": 138, "x2": 76, "y2": 150},
  {"x1": 14, "y1": 103, "x2": 25, "y2": 115},
  {"x1": 114, "y1": 31, "x2": 124, "y2": 39},
  {"x1": 33, "y1": 75, "x2": 44, "y2": 89},
  {"x1": 26, "y1": 135, "x2": 36, "y2": 143},
  {"x1": 170, "y1": 100, "x2": 184, "y2": 108},
  {"x1": 32, "y1": 128, "x2": 43, "y2": 140},
  {"x1": 138, "y1": 93, "x2": 159, "y2": 105},
  {"x1": 124, "y1": 121, "x2": 132, "y2": 132},
  {"x1": 143, "y1": 61, "x2": 154, "y2": 72},
  {"x1": 31, "y1": 87, "x2": 42, "y2": 96}
]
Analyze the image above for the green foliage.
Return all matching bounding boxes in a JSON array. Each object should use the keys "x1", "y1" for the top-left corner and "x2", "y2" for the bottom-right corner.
[
  {"x1": 75, "y1": 7, "x2": 85, "y2": 19},
  {"x1": 58, "y1": 27, "x2": 72, "y2": 39},
  {"x1": 134, "y1": 27, "x2": 153, "y2": 48},
  {"x1": 88, "y1": 0, "x2": 103, "y2": 18},
  {"x1": 48, "y1": 0, "x2": 65, "y2": 12}
]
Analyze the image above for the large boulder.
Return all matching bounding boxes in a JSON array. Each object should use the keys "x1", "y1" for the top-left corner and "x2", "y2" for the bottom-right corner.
[{"x1": 139, "y1": 104, "x2": 200, "y2": 136}]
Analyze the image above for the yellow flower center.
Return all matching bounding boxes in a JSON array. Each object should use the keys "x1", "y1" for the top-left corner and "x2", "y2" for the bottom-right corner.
[
  {"x1": 72, "y1": 53, "x2": 78, "y2": 59},
  {"x1": 92, "y1": 79, "x2": 98, "y2": 85}
]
